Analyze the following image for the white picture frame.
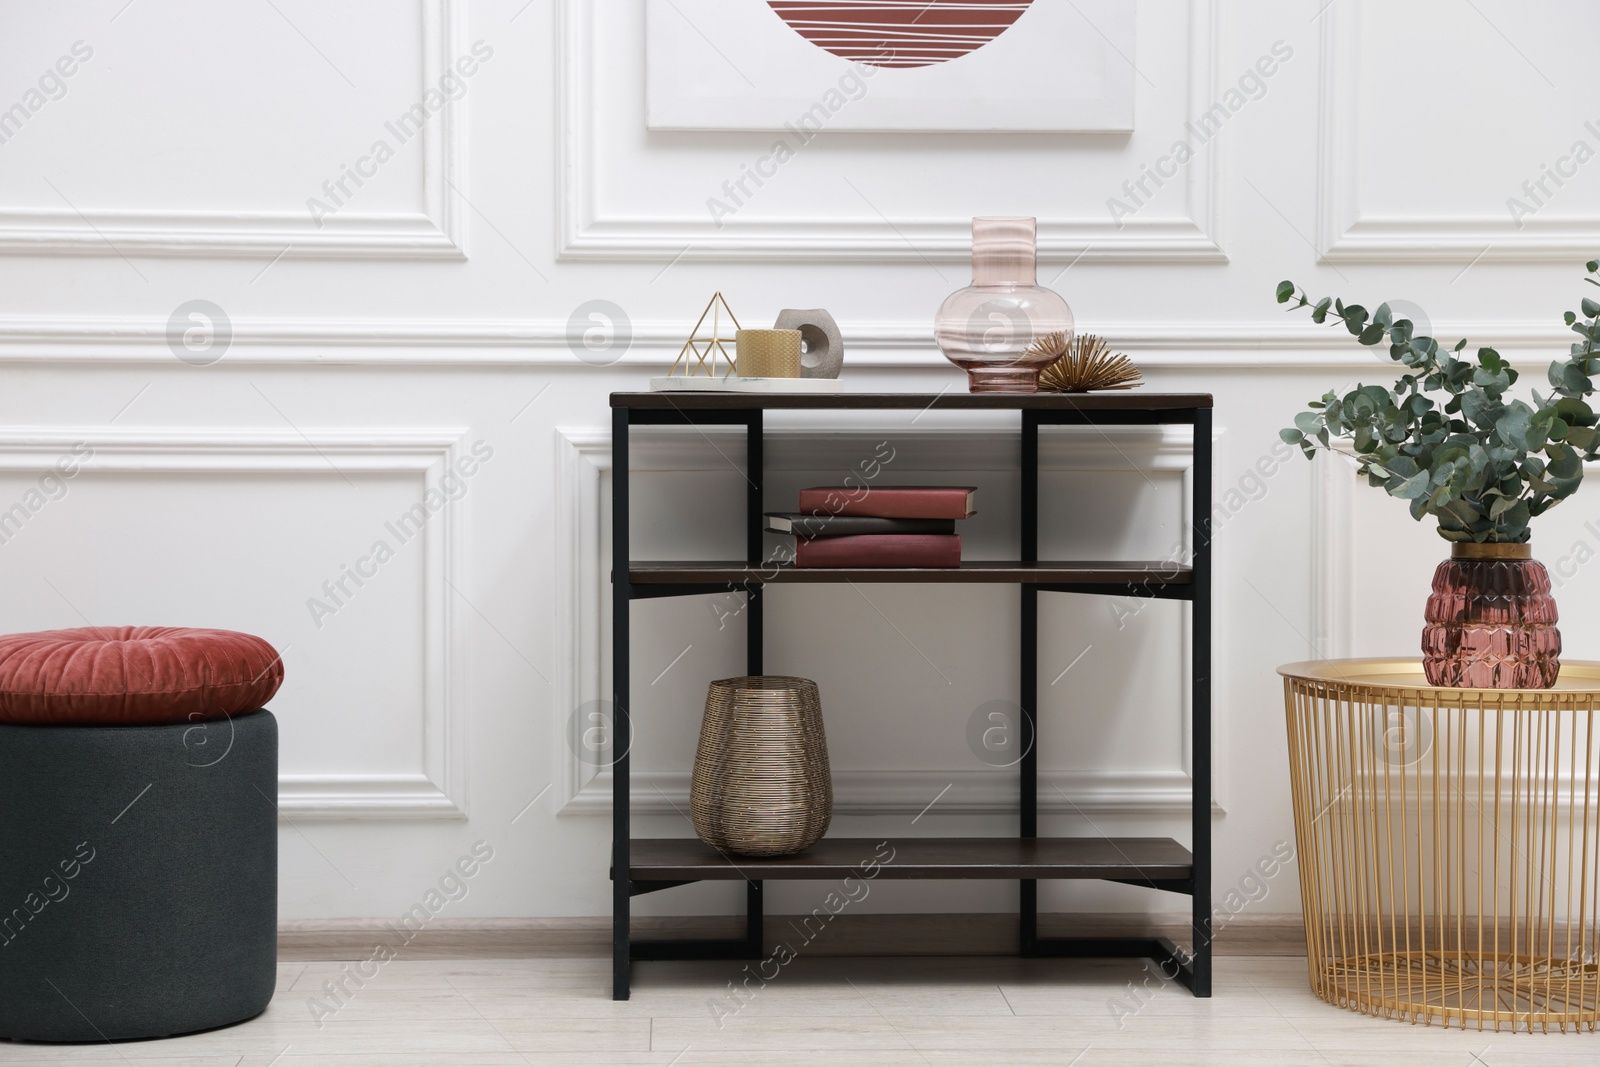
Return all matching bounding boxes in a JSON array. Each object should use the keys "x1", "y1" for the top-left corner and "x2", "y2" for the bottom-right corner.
[{"x1": 645, "y1": 0, "x2": 1137, "y2": 133}]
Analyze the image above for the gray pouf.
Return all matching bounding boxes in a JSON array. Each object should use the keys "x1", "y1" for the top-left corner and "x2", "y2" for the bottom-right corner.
[{"x1": 0, "y1": 710, "x2": 277, "y2": 1042}]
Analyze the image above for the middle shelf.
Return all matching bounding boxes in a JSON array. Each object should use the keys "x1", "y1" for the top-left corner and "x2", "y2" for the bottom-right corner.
[
  {"x1": 627, "y1": 837, "x2": 1194, "y2": 882},
  {"x1": 626, "y1": 560, "x2": 1193, "y2": 594}
]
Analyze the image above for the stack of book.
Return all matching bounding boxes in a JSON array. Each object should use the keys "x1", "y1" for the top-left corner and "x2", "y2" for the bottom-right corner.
[{"x1": 768, "y1": 486, "x2": 977, "y2": 568}]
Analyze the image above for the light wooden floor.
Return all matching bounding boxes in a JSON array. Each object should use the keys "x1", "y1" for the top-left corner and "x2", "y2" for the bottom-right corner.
[{"x1": 2, "y1": 955, "x2": 1597, "y2": 1065}]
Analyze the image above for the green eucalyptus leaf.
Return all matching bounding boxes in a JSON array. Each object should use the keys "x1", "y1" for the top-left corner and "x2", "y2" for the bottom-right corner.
[
  {"x1": 1547, "y1": 443, "x2": 1583, "y2": 480},
  {"x1": 1566, "y1": 425, "x2": 1600, "y2": 452},
  {"x1": 1392, "y1": 470, "x2": 1432, "y2": 499},
  {"x1": 1276, "y1": 281, "x2": 1295, "y2": 303},
  {"x1": 1473, "y1": 367, "x2": 1512, "y2": 392},
  {"x1": 1385, "y1": 455, "x2": 1420, "y2": 478},
  {"x1": 1497, "y1": 499, "x2": 1532, "y2": 532},
  {"x1": 1551, "y1": 360, "x2": 1590, "y2": 396},
  {"x1": 1462, "y1": 390, "x2": 1500, "y2": 428},
  {"x1": 1494, "y1": 405, "x2": 1531, "y2": 442}
]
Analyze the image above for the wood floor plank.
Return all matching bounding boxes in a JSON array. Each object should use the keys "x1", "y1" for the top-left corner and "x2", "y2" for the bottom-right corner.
[{"x1": 7, "y1": 955, "x2": 1577, "y2": 1065}]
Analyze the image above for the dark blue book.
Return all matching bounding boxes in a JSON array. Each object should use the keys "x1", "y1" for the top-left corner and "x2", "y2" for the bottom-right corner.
[{"x1": 765, "y1": 512, "x2": 957, "y2": 539}]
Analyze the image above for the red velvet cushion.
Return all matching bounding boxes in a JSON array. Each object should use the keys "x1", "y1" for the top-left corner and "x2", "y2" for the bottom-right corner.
[{"x1": 0, "y1": 627, "x2": 284, "y2": 726}]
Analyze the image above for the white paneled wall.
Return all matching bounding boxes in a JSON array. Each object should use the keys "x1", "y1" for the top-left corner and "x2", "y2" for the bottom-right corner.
[{"x1": 2, "y1": 0, "x2": 1598, "y2": 924}]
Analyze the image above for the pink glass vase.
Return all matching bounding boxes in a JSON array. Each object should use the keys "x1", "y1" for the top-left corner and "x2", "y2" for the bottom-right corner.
[
  {"x1": 934, "y1": 217, "x2": 1073, "y2": 393},
  {"x1": 1421, "y1": 543, "x2": 1561, "y2": 689}
]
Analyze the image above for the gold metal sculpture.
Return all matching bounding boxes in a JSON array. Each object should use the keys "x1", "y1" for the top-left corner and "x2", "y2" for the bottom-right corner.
[
  {"x1": 670, "y1": 292, "x2": 743, "y2": 378},
  {"x1": 1281, "y1": 658, "x2": 1600, "y2": 1032},
  {"x1": 1030, "y1": 332, "x2": 1143, "y2": 392}
]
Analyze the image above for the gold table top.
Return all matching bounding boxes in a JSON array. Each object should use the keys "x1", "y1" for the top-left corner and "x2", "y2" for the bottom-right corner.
[{"x1": 1278, "y1": 657, "x2": 1600, "y2": 697}]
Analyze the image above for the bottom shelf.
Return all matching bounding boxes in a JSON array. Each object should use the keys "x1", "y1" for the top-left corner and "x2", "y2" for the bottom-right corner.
[{"x1": 626, "y1": 836, "x2": 1193, "y2": 883}]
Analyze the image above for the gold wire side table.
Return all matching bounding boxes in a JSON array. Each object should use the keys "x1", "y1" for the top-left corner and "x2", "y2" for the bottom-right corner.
[{"x1": 1281, "y1": 659, "x2": 1600, "y2": 1032}]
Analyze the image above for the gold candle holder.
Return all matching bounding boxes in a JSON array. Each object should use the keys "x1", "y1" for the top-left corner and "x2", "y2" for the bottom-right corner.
[{"x1": 735, "y1": 329, "x2": 802, "y2": 378}]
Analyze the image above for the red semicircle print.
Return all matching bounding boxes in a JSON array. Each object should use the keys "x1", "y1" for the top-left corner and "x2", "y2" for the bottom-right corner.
[{"x1": 767, "y1": 1, "x2": 1035, "y2": 69}]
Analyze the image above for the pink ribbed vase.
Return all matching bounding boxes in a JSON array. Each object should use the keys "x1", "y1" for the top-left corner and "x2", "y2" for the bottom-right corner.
[{"x1": 1421, "y1": 542, "x2": 1561, "y2": 689}]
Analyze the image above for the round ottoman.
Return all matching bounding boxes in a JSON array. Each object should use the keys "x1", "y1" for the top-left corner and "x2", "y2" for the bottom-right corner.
[{"x1": 0, "y1": 627, "x2": 282, "y2": 1042}]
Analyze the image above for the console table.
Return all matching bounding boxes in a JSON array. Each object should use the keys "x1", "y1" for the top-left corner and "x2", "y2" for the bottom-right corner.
[{"x1": 609, "y1": 391, "x2": 1214, "y2": 1000}]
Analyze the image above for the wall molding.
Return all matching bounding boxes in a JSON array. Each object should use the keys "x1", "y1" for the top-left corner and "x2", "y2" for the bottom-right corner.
[
  {"x1": 0, "y1": 0, "x2": 465, "y2": 260},
  {"x1": 1316, "y1": 2, "x2": 1600, "y2": 263},
  {"x1": 554, "y1": 0, "x2": 1225, "y2": 263},
  {"x1": 0, "y1": 316, "x2": 1579, "y2": 367},
  {"x1": 0, "y1": 428, "x2": 472, "y2": 819},
  {"x1": 554, "y1": 425, "x2": 1212, "y2": 818},
  {"x1": 278, "y1": 774, "x2": 466, "y2": 819}
]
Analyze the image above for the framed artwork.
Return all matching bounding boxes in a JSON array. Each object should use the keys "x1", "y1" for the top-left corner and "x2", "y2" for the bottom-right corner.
[{"x1": 645, "y1": 0, "x2": 1136, "y2": 133}]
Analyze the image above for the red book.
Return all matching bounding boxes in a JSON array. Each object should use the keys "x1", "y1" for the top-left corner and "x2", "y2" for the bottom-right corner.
[
  {"x1": 796, "y1": 486, "x2": 977, "y2": 520},
  {"x1": 794, "y1": 534, "x2": 961, "y2": 568}
]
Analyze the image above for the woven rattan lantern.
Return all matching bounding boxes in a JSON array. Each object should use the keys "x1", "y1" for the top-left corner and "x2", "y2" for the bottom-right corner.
[{"x1": 690, "y1": 676, "x2": 831, "y2": 857}]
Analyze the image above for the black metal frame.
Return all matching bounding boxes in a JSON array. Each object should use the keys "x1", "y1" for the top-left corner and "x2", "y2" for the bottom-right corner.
[
  {"x1": 609, "y1": 399, "x2": 1212, "y2": 1000},
  {"x1": 1016, "y1": 406, "x2": 1213, "y2": 996}
]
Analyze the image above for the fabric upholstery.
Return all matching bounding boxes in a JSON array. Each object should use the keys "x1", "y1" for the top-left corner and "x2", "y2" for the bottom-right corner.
[
  {"x1": 0, "y1": 627, "x2": 282, "y2": 725},
  {"x1": 0, "y1": 710, "x2": 278, "y2": 1041}
]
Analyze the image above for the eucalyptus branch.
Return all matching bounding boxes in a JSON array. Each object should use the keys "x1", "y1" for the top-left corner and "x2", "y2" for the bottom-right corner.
[{"x1": 1276, "y1": 260, "x2": 1600, "y2": 544}]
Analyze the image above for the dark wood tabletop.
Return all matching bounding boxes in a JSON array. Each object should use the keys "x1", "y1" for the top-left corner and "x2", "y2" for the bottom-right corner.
[{"x1": 611, "y1": 391, "x2": 1212, "y2": 411}]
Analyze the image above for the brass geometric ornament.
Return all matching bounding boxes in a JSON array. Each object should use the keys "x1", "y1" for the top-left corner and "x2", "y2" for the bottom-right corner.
[
  {"x1": 670, "y1": 292, "x2": 743, "y2": 378},
  {"x1": 1031, "y1": 332, "x2": 1143, "y2": 392}
]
